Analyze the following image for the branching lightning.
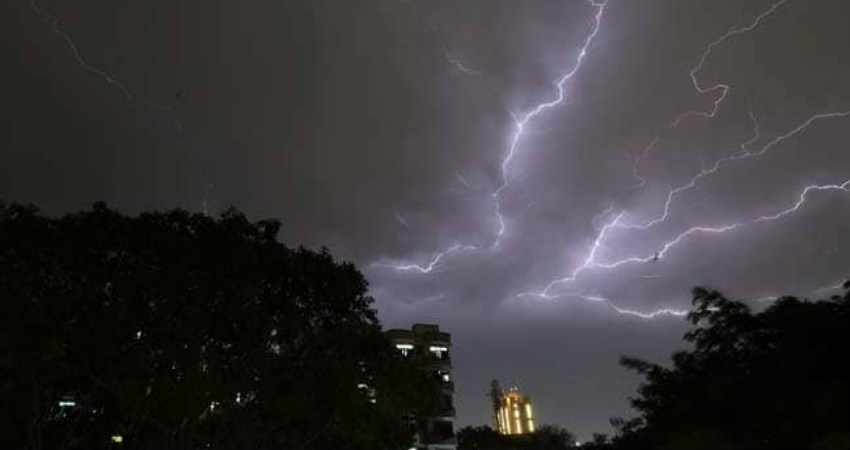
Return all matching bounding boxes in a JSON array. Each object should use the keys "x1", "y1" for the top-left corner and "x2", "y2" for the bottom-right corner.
[
  {"x1": 619, "y1": 111, "x2": 849, "y2": 231},
  {"x1": 526, "y1": 178, "x2": 850, "y2": 300},
  {"x1": 496, "y1": 0, "x2": 607, "y2": 197},
  {"x1": 631, "y1": 0, "x2": 790, "y2": 187},
  {"x1": 28, "y1": 0, "x2": 182, "y2": 130},
  {"x1": 374, "y1": 0, "x2": 847, "y2": 319},
  {"x1": 492, "y1": 0, "x2": 607, "y2": 245},
  {"x1": 374, "y1": 0, "x2": 608, "y2": 272}
]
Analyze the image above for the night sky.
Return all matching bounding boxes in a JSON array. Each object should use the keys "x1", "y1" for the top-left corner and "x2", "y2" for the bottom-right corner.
[{"x1": 3, "y1": 0, "x2": 849, "y2": 440}]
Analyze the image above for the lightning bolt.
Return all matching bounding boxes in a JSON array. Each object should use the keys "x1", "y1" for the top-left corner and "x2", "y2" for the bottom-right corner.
[
  {"x1": 754, "y1": 278, "x2": 848, "y2": 303},
  {"x1": 813, "y1": 280, "x2": 850, "y2": 296},
  {"x1": 201, "y1": 180, "x2": 214, "y2": 216},
  {"x1": 493, "y1": 0, "x2": 608, "y2": 240},
  {"x1": 28, "y1": 0, "x2": 182, "y2": 130},
  {"x1": 527, "y1": 178, "x2": 850, "y2": 299},
  {"x1": 372, "y1": 244, "x2": 477, "y2": 274},
  {"x1": 394, "y1": 213, "x2": 411, "y2": 229},
  {"x1": 619, "y1": 111, "x2": 849, "y2": 231},
  {"x1": 519, "y1": 210, "x2": 625, "y2": 298},
  {"x1": 455, "y1": 171, "x2": 474, "y2": 190},
  {"x1": 403, "y1": 0, "x2": 481, "y2": 77},
  {"x1": 441, "y1": 46, "x2": 481, "y2": 76},
  {"x1": 375, "y1": 0, "x2": 845, "y2": 320},
  {"x1": 374, "y1": 0, "x2": 608, "y2": 270},
  {"x1": 520, "y1": 292, "x2": 688, "y2": 319},
  {"x1": 631, "y1": 0, "x2": 790, "y2": 187}
]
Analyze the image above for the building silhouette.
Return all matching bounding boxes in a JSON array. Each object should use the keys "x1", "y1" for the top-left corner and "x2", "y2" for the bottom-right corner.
[
  {"x1": 387, "y1": 324, "x2": 456, "y2": 450},
  {"x1": 490, "y1": 380, "x2": 535, "y2": 435}
]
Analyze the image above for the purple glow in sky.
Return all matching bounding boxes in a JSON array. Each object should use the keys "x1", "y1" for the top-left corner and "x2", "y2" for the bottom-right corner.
[{"x1": 3, "y1": 0, "x2": 848, "y2": 439}]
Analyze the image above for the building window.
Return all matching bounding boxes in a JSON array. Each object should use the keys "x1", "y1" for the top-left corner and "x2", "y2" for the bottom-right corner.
[
  {"x1": 429, "y1": 345, "x2": 449, "y2": 360},
  {"x1": 396, "y1": 343, "x2": 414, "y2": 356}
]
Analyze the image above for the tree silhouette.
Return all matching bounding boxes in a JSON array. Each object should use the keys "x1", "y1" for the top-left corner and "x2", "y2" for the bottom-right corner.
[
  {"x1": 457, "y1": 424, "x2": 575, "y2": 450},
  {"x1": 0, "y1": 203, "x2": 441, "y2": 450},
  {"x1": 614, "y1": 285, "x2": 850, "y2": 450}
]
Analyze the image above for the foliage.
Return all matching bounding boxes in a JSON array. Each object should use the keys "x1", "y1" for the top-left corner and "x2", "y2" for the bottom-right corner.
[
  {"x1": 613, "y1": 285, "x2": 850, "y2": 450},
  {"x1": 457, "y1": 424, "x2": 575, "y2": 450},
  {"x1": 0, "y1": 202, "x2": 441, "y2": 450}
]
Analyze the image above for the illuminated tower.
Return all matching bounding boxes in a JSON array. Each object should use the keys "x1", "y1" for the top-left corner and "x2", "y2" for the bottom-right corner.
[{"x1": 491, "y1": 382, "x2": 535, "y2": 435}]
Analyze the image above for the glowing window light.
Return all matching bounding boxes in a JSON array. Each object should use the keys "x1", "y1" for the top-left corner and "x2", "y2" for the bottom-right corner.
[
  {"x1": 395, "y1": 343, "x2": 414, "y2": 356},
  {"x1": 111, "y1": 435, "x2": 123, "y2": 443},
  {"x1": 429, "y1": 345, "x2": 449, "y2": 359},
  {"x1": 525, "y1": 403, "x2": 533, "y2": 419}
]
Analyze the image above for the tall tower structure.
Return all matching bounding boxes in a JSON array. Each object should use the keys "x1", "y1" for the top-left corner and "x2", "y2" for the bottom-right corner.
[
  {"x1": 489, "y1": 380, "x2": 504, "y2": 433},
  {"x1": 491, "y1": 382, "x2": 535, "y2": 435}
]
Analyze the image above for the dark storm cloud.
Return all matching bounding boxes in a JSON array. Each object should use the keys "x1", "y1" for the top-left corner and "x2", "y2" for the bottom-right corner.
[{"x1": 3, "y1": 0, "x2": 848, "y2": 439}]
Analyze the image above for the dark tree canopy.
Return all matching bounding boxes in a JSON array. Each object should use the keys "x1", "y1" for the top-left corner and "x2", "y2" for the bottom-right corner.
[
  {"x1": 0, "y1": 202, "x2": 440, "y2": 450},
  {"x1": 613, "y1": 286, "x2": 850, "y2": 450},
  {"x1": 457, "y1": 424, "x2": 575, "y2": 450}
]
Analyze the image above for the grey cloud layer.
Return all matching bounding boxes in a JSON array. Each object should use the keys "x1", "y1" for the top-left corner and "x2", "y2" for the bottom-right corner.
[{"x1": 3, "y1": 0, "x2": 848, "y2": 439}]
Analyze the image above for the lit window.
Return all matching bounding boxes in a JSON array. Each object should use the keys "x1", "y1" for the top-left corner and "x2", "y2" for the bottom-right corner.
[
  {"x1": 429, "y1": 345, "x2": 448, "y2": 359},
  {"x1": 111, "y1": 435, "x2": 123, "y2": 443},
  {"x1": 395, "y1": 343, "x2": 414, "y2": 356},
  {"x1": 441, "y1": 372, "x2": 451, "y2": 383}
]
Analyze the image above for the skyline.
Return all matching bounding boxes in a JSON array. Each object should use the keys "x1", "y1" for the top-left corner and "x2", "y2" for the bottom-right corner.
[{"x1": 3, "y1": 0, "x2": 849, "y2": 439}]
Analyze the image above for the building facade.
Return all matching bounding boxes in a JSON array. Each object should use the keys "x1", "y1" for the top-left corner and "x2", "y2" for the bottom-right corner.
[
  {"x1": 490, "y1": 380, "x2": 535, "y2": 435},
  {"x1": 386, "y1": 324, "x2": 456, "y2": 450}
]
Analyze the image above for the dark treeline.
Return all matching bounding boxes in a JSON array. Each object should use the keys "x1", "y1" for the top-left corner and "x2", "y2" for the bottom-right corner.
[
  {"x1": 3, "y1": 202, "x2": 849, "y2": 450},
  {"x1": 457, "y1": 424, "x2": 577, "y2": 450},
  {"x1": 459, "y1": 285, "x2": 850, "y2": 450},
  {"x1": 608, "y1": 285, "x2": 850, "y2": 450},
  {"x1": 0, "y1": 203, "x2": 442, "y2": 450}
]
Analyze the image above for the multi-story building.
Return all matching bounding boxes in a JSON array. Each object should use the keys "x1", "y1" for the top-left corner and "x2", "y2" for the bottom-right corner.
[
  {"x1": 490, "y1": 380, "x2": 535, "y2": 435},
  {"x1": 386, "y1": 324, "x2": 456, "y2": 450}
]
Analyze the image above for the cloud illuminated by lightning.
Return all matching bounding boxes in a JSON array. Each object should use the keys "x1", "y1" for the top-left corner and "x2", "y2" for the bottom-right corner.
[
  {"x1": 375, "y1": 0, "x2": 846, "y2": 320},
  {"x1": 28, "y1": 0, "x2": 182, "y2": 130}
]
